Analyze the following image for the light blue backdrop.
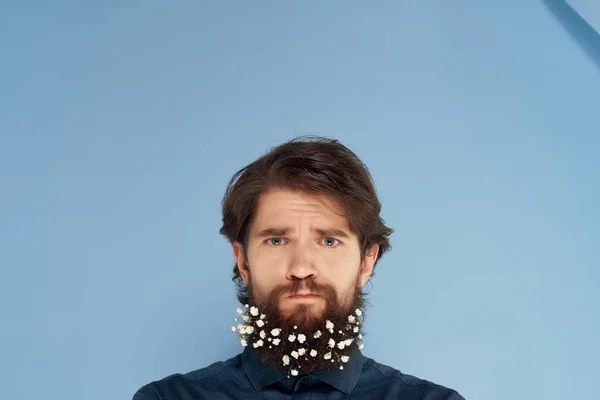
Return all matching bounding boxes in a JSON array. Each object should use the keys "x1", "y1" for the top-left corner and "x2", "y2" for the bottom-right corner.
[{"x1": 1, "y1": 1, "x2": 598, "y2": 400}]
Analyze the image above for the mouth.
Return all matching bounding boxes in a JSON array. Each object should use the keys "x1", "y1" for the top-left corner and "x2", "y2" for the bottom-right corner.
[{"x1": 288, "y1": 293, "x2": 321, "y2": 300}]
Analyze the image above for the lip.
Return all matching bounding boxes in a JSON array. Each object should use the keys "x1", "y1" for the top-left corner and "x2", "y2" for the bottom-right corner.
[{"x1": 288, "y1": 294, "x2": 320, "y2": 299}]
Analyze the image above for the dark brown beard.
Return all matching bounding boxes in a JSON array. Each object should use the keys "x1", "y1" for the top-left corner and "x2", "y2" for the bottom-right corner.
[{"x1": 245, "y1": 277, "x2": 366, "y2": 375}]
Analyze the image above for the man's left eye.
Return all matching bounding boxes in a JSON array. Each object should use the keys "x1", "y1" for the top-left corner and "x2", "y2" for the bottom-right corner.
[{"x1": 322, "y1": 237, "x2": 339, "y2": 247}]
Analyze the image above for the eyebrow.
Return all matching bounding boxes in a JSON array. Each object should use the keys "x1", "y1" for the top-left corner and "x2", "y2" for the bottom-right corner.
[{"x1": 254, "y1": 227, "x2": 351, "y2": 239}]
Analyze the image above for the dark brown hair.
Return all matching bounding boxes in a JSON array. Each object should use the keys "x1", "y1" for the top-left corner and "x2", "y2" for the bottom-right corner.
[{"x1": 219, "y1": 136, "x2": 394, "y2": 305}]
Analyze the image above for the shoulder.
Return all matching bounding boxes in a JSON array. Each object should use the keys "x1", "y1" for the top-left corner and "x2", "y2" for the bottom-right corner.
[
  {"x1": 132, "y1": 354, "x2": 244, "y2": 400},
  {"x1": 360, "y1": 356, "x2": 465, "y2": 400}
]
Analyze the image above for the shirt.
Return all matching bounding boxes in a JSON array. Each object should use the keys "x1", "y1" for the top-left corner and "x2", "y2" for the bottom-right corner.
[{"x1": 133, "y1": 346, "x2": 465, "y2": 399}]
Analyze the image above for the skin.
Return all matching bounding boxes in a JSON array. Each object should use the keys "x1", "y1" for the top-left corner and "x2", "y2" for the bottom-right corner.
[{"x1": 233, "y1": 188, "x2": 379, "y2": 320}]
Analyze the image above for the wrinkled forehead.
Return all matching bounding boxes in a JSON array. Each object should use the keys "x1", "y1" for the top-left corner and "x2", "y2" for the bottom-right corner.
[{"x1": 250, "y1": 189, "x2": 352, "y2": 232}]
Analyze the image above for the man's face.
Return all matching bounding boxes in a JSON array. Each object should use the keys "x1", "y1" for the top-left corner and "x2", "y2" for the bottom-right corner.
[{"x1": 233, "y1": 189, "x2": 378, "y2": 329}]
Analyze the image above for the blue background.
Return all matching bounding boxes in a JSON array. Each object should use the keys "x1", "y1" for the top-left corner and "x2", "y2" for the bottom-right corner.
[{"x1": 1, "y1": 1, "x2": 598, "y2": 399}]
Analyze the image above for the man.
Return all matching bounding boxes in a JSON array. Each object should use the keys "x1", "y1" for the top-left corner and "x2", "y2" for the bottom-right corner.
[{"x1": 133, "y1": 136, "x2": 464, "y2": 399}]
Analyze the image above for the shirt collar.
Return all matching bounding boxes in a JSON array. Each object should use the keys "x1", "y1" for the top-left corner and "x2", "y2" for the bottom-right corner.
[{"x1": 241, "y1": 346, "x2": 364, "y2": 395}]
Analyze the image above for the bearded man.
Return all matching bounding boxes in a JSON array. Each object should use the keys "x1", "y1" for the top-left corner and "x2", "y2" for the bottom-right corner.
[{"x1": 133, "y1": 137, "x2": 465, "y2": 399}]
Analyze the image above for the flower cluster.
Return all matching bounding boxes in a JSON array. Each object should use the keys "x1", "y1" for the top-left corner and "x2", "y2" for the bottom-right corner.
[{"x1": 231, "y1": 304, "x2": 365, "y2": 377}]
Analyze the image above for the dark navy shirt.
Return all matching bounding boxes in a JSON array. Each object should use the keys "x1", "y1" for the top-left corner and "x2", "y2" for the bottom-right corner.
[{"x1": 133, "y1": 346, "x2": 464, "y2": 399}]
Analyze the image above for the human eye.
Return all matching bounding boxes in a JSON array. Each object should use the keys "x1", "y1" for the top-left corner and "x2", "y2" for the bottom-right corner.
[
  {"x1": 266, "y1": 237, "x2": 286, "y2": 246},
  {"x1": 321, "y1": 237, "x2": 340, "y2": 248}
]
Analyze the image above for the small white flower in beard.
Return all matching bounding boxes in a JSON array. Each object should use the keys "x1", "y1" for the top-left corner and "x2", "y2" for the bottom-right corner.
[
  {"x1": 344, "y1": 338, "x2": 353, "y2": 346},
  {"x1": 339, "y1": 366, "x2": 344, "y2": 370},
  {"x1": 256, "y1": 319, "x2": 265, "y2": 327},
  {"x1": 337, "y1": 341, "x2": 345, "y2": 350},
  {"x1": 291, "y1": 351, "x2": 299, "y2": 359},
  {"x1": 326, "y1": 320, "x2": 334, "y2": 330},
  {"x1": 355, "y1": 308, "x2": 362, "y2": 316},
  {"x1": 243, "y1": 315, "x2": 250, "y2": 322},
  {"x1": 291, "y1": 369, "x2": 298, "y2": 376},
  {"x1": 298, "y1": 348, "x2": 306, "y2": 356},
  {"x1": 324, "y1": 352, "x2": 332, "y2": 360},
  {"x1": 328, "y1": 339, "x2": 335, "y2": 348},
  {"x1": 260, "y1": 330, "x2": 266, "y2": 339},
  {"x1": 245, "y1": 326, "x2": 254, "y2": 334},
  {"x1": 341, "y1": 356, "x2": 349, "y2": 363},
  {"x1": 250, "y1": 306, "x2": 259, "y2": 316},
  {"x1": 310, "y1": 349, "x2": 317, "y2": 357},
  {"x1": 358, "y1": 344, "x2": 364, "y2": 349},
  {"x1": 348, "y1": 315, "x2": 356, "y2": 323},
  {"x1": 353, "y1": 326, "x2": 359, "y2": 333},
  {"x1": 231, "y1": 326, "x2": 236, "y2": 332},
  {"x1": 297, "y1": 334, "x2": 306, "y2": 343},
  {"x1": 288, "y1": 334, "x2": 296, "y2": 342},
  {"x1": 236, "y1": 308, "x2": 243, "y2": 315},
  {"x1": 237, "y1": 325, "x2": 245, "y2": 334},
  {"x1": 358, "y1": 334, "x2": 362, "y2": 339},
  {"x1": 313, "y1": 330, "x2": 322, "y2": 338},
  {"x1": 260, "y1": 313, "x2": 266, "y2": 319},
  {"x1": 282, "y1": 355, "x2": 290, "y2": 366},
  {"x1": 271, "y1": 328, "x2": 281, "y2": 336},
  {"x1": 272, "y1": 338, "x2": 281, "y2": 345},
  {"x1": 240, "y1": 339, "x2": 247, "y2": 347}
]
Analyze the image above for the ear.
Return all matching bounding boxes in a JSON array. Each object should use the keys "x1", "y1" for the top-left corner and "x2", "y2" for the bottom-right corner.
[
  {"x1": 358, "y1": 243, "x2": 379, "y2": 288},
  {"x1": 233, "y1": 241, "x2": 250, "y2": 284}
]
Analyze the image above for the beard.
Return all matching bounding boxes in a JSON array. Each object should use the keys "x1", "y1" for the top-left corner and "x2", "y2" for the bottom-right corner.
[{"x1": 239, "y1": 275, "x2": 366, "y2": 375}]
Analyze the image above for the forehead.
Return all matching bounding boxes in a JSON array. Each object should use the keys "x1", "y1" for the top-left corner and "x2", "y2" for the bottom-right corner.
[{"x1": 251, "y1": 189, "x2": 350, "y2": 229}]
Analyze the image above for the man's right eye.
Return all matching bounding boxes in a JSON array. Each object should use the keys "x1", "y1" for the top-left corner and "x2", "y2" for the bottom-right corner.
[{"x1": 267, "y1": 237, "x2": 285, "y2": 246}]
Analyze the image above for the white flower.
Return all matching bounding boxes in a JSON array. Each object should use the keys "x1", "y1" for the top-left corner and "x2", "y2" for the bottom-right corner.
[
  {"x1": 310, "y1": 349, "x2": 317, "y2": 357},
  {"x1": 256, "y1": 320, "x2": 265, "y2": 327},
  {"x1": 339, "y1": 366, "x2": 344, "y2": 370},
  {"x1": 271, "y1": 328, "x2": 281, "y2": 336},
  {"x1": 245, "y1": 326, "x2": 254, "y2": 334},
  {"x1": 291, "y1": 351, "x2": 299, "y2": 359},
  {"x1": 231, "y1": 326, "x2": 236, "y2": 332},
  {"x1": 250, "y1": 306, "x2": 259, "y2": 316},
  {"x1": 237, "y1": 325, "x2": 245, "y2": 334},
  {"x1": 243, "y1": 315, "x2": 250, "y2": 322},
  {"x1": 282, "y1": 355, "x2": 290, "y2": 366},
  {"x1": 253, "y1": 342, "x2": 259, "y2": 348},
  {"x1": 244, "y1": 304, "x2": 249, "y2": 308},
  {"x1": 324, "y1": 352, "x2": 332, "y2": 360},
  {"x1": 341, "y1": 355, "x2": 349, "y2": 363},
  {"x1": 288, "y1": 334, "x2": 296, "y2": 342},
  {"x1": 358, "y1": 343, "x2": 364, "y2": 349},
  {"x1": 260, "y1": 313, "x2": 266, "y2": 319},
  {"x1": 355, "y1": 308, "x2": 362, "y2": 316},
  {"x1": 297, "y1": 334, "x2": 306, "y2": 343},
  {"x1": 260, "y1": 330, "x2": 266, "y2": 339},
  {"x1": 328, "y1": 338, "x2": 335, "y2": 348},
  {"x1": 256, "y1": 339, "x2": 264, "y2": 347},
  {"x1": 353, "y1": 326, "x2": 359, "y2": 333},
  {"x1": 325, "y1": 320, "x2": 334, "y2": 330},
  {"x1": 291, "y1": 369, "x2": 298, "y2": 376},
  {"x1": 337, "y1": 342, "x2": 345, "y2": 350},
  {"x1": 348, "y1": 315, "x2": 356, "y2": 323},
  {"x1": 298, "y1": 348, "x2": 306, "y2": 356},
  {"x1": 241, "y1": 339, "x2": 247, "y2": 347},
  {"x1": 358, "y1": 334, "x2": 362, "y2": 339},
  {"x1": 273, "y1": 338, "x2": 281, "y2": 345},
  {"x1": 313, "y1": 330, "x2": 322, "y2": 338},
  {"x1": 236, "y1": 308, "x2": 244, "y2": 315},
  {"x1": 344, "y1": 338, "x2": 353, "y2": 346}
]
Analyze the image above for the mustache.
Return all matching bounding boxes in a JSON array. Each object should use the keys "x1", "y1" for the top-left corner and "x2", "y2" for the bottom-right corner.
[{"x1": 269, "y1": 279, "x2": 337, "y2": 299}]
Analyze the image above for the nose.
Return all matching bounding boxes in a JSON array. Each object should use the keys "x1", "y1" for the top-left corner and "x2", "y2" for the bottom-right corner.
[{"x1": 286, "y1": 243, "x2": 318, "y2": 282}]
